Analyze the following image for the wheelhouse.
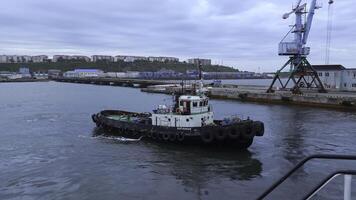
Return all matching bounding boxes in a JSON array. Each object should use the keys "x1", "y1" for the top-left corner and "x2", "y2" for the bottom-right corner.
[{"x1": 177, "y1": 95, "x2": 210, "y2": 115}]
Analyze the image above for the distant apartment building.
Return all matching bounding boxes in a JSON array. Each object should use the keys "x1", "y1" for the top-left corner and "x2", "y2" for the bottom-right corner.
[
  {"x1": 32, "y1": 55, "x2": 48, "y2": 63},
  {"x1": 0, "y1": 55, "x2": 48, "y2": 63},
  {"x1": 0, "y1": 55, "x2": 8, "y2": 63},
  {"x1": 92, "y1": 55, "x2": 114, "y2": 62},
  {"x1": 52, "y1": 55, "x2": 72, "y2": 62},
  {"x1": 3, "y1": 55, "x2": 32, "y2": 63},
  {"x1": 114, "y1": 55, "x2": 148, "y2": 62},
  {"x1": 148, "y1": 56, "x2": 179, "y2": 62},
  {"x1": 188, "y1": 58, "x2": 212, "y2": 66},
  {"x1": 71, "y1": 55, "x2": 91, "y2": 62},
  {"x1": 52, "y1": 55, "x2": 90, "y2": 62}
]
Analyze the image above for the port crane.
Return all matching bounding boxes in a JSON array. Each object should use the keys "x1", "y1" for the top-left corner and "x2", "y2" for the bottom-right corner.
[{"x1": 267, "y1": 0, "x2": 335, "y2": 94}]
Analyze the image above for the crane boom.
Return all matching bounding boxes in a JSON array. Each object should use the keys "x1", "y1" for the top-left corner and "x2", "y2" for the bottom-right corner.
[{"x1": 302, "y1": 0, "x2": 318, "y2": 44}]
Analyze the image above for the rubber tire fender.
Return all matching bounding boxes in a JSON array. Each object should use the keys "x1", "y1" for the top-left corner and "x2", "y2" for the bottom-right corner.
[
  {"x1": 91, "y1": 114, "x2": 97, "y2": 123},
  {"x1": 241, "y1": 123, "x2": 255, "y2": 140},
  {"x1": 162, "y1": 133, "x2": 170, "y2": 141},
  {"x1": 215, "y1": 129, "x2": 227, "y2": 141},
  {"x1": 228, "y1": 127, "x2": 240, "y2": 139},
  {"x1": 151, "y1": 132, "x2": 158, "y2": 140},
  {"x1": 201, "y1": 131, "x2": 214, "y2": 143},
  {"x1": 256, "y1": 121, "x2": 265, "y2": 136},
  {"x1": 177, "y1": 132, "x2": 185, "y2": 142}
]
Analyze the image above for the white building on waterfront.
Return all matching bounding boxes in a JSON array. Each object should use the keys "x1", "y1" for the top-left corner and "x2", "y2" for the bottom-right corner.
[
  {"x1": 63, "y1": 69, "x2": 104, "y2": 78},
  {"x1": 313, "y1": 65, "x2": 356, "y2": 91},
  {"x1": 188, "y1": 58, "x2": 212, "y2": 66}
]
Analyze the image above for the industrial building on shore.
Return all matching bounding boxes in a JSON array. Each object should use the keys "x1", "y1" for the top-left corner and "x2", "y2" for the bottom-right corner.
[{"x1": 313, "y1": 65, "x2": 356, "y2": 91}]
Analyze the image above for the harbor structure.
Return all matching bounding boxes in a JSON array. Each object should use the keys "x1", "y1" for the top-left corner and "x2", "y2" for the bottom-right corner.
[
  {"x1": 63, "y1": 69, "x2": 104, "y2": 78},
  {"x1": 48, "y1": 69, "x2": 62, "y2": 78},
  {"x1": 19, "y1": 67, "x2": 30, "y2": 75},
  {"x1": 267, "y1": 0, "x2": 334, "y2": 94}
]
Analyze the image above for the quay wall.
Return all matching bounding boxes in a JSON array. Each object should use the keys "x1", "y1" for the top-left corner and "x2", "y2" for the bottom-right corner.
[{"x1": 209, "y1": 88, "x2": 356, "y2": 110}]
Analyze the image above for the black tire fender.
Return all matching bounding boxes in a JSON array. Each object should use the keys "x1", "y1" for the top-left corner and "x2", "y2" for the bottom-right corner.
[
  {"x1": 162, "y1": 133, "x2": 170, "y2": 141},
  {"x1": 256, "y1": 121, "x2": 265, "y2": 136},
  {"x1": 151, "y1": 132, "x2": 158, "y2": 140},
  {"x1": 228, "y1": 127, "x2": 240, "y2": 139},
  {"x1": 91, "y1": 114, "x2": 97, "y2": 123},
  {"x1": 201, "y1": 131, "x2": 214, "y2": 143},
  {"x1": 242, "y1": 123, "x2": 255, "y2": 140},
  {"x1": 215, "y1": 129, "x2": 227, "y2": 141},
  {"x1": 177, "y1": 133, "x2": 185, "y2": 142}
]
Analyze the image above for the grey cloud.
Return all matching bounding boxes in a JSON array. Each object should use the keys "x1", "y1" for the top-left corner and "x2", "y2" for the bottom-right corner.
[{"x1": 0, "y1": 0, "x2": 355, "y2": 71}]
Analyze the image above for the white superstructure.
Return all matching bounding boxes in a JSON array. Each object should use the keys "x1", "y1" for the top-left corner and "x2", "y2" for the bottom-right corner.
[{"x1": 151, "y1": 94, "x2": 214, "y2": 128}]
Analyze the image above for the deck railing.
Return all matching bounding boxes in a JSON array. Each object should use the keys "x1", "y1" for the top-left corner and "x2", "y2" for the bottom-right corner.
[{"x1": 257, "y1": 154, "x2": 356, "y2": 200}]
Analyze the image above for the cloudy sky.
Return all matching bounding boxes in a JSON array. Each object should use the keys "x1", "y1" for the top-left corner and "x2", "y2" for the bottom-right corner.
[{"x1": 0, "y1": 0, "x2": 354, "y2": 71}]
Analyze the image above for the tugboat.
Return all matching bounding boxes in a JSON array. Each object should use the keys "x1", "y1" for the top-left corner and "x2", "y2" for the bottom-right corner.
[{"x1": 92, "y1": 65, "x2": 264, "y2": 149}]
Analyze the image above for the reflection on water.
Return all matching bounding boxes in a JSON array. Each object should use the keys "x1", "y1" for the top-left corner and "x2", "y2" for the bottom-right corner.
[{"x1": 92, "y1": 127, "x2": 263, "y2": 195}]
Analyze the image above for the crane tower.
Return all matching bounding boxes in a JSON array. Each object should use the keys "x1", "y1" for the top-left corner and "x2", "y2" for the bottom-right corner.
[{"x1": 267, "y1": 0, "x2": 329, "y2": 94}]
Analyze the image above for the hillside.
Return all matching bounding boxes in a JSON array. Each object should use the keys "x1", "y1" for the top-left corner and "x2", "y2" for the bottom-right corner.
[{"x1": 0, "y1": 61, "x2": 238, "y2": 73}]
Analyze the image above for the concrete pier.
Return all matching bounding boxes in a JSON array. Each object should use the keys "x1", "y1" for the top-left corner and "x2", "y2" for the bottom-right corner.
[
  {"x1": 53, "y1": 77, "x2": 177, "y2": 88},
  {"x1": 52, "y1": 77, "x2": 356, "y2": 110},
  {"x1": 142, "y1": 84, "x2": 356, "y2": 110}
]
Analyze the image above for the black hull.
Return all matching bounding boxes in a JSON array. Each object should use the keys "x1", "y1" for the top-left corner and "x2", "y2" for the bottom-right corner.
[{"x1": 92, "y1": 110, "x2": 264, "y2": 149}]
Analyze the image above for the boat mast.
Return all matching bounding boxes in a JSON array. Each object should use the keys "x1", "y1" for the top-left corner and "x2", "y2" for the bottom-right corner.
[{"x1": 196, "y1": 60, "x2": 204, "y2": 95}]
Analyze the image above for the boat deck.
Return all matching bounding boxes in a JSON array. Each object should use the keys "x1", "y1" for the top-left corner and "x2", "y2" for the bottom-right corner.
[{"x1": 107, "y1": 115, "x2": 141, "y2": 122}]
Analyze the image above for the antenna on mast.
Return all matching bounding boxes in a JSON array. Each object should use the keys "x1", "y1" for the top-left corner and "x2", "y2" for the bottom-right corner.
[{"x1": 325, "y1": 0, "x2": 334, "y2": 64}]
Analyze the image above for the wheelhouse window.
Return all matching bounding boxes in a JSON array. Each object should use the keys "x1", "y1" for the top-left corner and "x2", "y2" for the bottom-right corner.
[
  {"x1": 193, "y1": 102, "x2": 198, "y2": 107},
  {"x1": 325, "y1": 72, "x2": 329, "y2": 77},
  {"x1": 179, "y1": 101, "x2": 183, "y2": 106},
  {"x1": 199, "y1": 101, "x2": 203, "y2": 107}
]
